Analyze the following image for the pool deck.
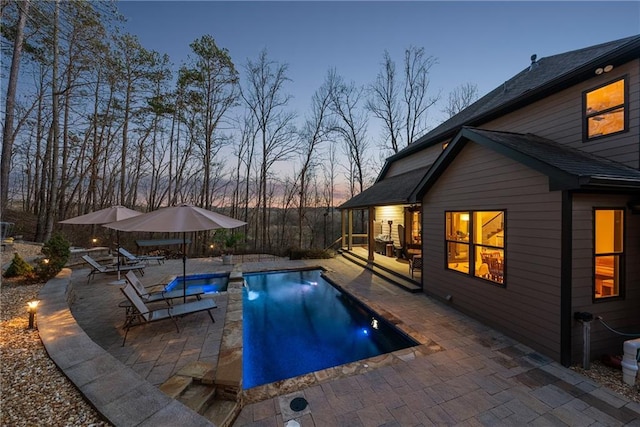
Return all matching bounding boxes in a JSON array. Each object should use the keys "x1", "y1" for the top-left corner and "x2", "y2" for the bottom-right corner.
[{"x1": 39, "y1": 255, "x2": 640, "y2": 426}]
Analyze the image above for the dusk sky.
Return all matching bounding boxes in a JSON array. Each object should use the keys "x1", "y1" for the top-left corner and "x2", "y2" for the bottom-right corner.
[{"x1": 116, "y1": 1, "x2": 639, "y2": 187}]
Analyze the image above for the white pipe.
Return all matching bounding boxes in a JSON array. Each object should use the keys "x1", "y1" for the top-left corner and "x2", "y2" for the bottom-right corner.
[{"x1": 621, "y1": 338, "x2": 640, "y2": 386}]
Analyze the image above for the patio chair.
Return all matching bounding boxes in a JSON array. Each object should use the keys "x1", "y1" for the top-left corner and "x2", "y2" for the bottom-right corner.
[
  {"x1": 119, "y1": 282, "x2": 216, "y2": 346},
  {"x1": 409, "y1": 255, "x2": 423, "y2": 279},
  {"x1": 124, "y1": 271, "x2": 205, "y2": 305},
  {"x1": 82, "y1": 254, "x2": 145, "y2": 283},
  {"x1": 118, "y1": 247, "x2": 165, "y2": 265}
]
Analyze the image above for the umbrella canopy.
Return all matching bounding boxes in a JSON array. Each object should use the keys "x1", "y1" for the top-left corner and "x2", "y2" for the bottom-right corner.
[
  {"x1": 60, "y1": 206, "x2": 143, "y2": 280},
  {"x1": 104, "y1": 204, "x2": 246, "y2": 232},
  {"x1": 59, "y1": 205, "x2": 142, "y2": 225},
  {"x1": 104, "y1": 204, "x2": 246, "y2": 302}
]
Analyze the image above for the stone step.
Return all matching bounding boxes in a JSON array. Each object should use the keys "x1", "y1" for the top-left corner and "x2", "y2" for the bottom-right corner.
[
  {"x1": 178, "y1": 383, "x2": 217, "y2": 414},
  {"x1": 202, "y1": 399, "x2": 241, "y2": 427},
  {"x1": 159, "y1": 375, "x2": 193, "y2": 399},
  {"x1": 176, "y1": 360, "x2": 216, "y2": 383}
]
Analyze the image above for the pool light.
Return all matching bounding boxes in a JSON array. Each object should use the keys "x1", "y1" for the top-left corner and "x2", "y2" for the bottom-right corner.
[{"x1": 371, "y1": 318, "x2": 379, "y2": 330}]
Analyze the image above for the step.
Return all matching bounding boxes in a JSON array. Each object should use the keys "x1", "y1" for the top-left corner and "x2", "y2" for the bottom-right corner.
[
  {"x1": 178, "y1": 383, "x2": 217, "y2": 414},
  {"x1": 202, "y1": 399, "x2": 241, "y2": 427},
  {"x1": 159, "y1": 375, "x2": 193, "y2": 399},
  {"x1": 176, "y1": 360, "x2": 216, "y2": 383},
  {"x1": 340, "y1": 251, "x2": 422, "y2": 293}
]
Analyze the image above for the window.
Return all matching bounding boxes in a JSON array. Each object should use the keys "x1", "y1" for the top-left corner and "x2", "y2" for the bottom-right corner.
[
  {"x1": 446, "y1": 211, "x2": 505, "y2": 285},
  {"x1": 594, "y1": 209, "x2": 624, "y2": 299},
  {"x1": 584, "y1": 78, "x2": 626, "y2": 140}
]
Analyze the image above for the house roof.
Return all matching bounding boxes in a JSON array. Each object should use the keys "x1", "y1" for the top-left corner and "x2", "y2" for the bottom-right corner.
[
  {"x1": 339, "y1": 167, "x2": 429, "y2": 209},
  {"x1": 414, "y1": 127, "x2": 640, "y2": 199},
  {"x1": 384, "y1": 34, "x2": 640, "y2": 171}
]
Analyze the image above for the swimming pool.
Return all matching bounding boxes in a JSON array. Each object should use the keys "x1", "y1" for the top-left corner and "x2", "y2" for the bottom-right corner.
[
  {"x1": 164, "y1": 272, "x2": 230, "y2": 294},
  {"x1": 242, "y1": 269, "x2": 418, "y2": 389}
]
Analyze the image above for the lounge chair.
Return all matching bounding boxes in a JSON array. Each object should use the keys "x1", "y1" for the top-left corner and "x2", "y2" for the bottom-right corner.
[
  {"x1": 82, "y1": 254, "x2": 145, "y2": 283},
  {"x1": 118, "y1": 247, "x2": 165, "y2": 265},
  {"x1": 119, "y1": 282, "x2": 216, "y2": 346},
  {"x1": 124, "y1": 271, "x2": 205, "y2": 305}
]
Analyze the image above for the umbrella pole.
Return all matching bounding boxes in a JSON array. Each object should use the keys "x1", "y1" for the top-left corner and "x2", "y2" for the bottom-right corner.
[
  {"x1": 117, "y1": 231, "x2": 121, "y2": 281},
  {"x1": 183, "y1": 232, "x2": 187, "y2": 304}
]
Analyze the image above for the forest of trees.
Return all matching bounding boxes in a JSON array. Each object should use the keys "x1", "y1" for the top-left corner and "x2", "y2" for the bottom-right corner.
[{"x1": 1, "y1": 1, "x2": 478, "y2": 253}]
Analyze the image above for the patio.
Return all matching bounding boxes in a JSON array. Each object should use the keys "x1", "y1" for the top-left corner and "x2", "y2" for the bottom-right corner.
[{"x1": 38, "y1": 254, "x2": 640, "y2": 426}]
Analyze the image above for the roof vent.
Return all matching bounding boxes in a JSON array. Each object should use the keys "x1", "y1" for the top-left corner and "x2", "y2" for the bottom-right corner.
[{"x1": 529, "y1": 54, "x2": 539, "y2": 71}]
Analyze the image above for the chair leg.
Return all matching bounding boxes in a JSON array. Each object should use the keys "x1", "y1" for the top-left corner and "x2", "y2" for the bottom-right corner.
[
  {"x1": 122, "y1": 326, "x2": 129, "y2": 346},
  {"x1": 207, "y1": 309, "x2": 215, "y2": 324}
]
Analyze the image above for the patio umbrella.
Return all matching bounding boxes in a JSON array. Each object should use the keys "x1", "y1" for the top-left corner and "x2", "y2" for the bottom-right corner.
[
  {"x1": 104, "y1": 204, "x2": 246, "y2": 303},
  {"x1": 60, "y1": 205, "x2": 143, "y2": 279}
]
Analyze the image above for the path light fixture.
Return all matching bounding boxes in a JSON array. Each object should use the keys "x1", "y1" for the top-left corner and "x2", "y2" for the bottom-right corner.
[
  {"x1": 27, "y1": 300, "x2": 39, "y2": 329},
  {"x1": 91, "y1": 237, "x2": 98, "y2": 246}
]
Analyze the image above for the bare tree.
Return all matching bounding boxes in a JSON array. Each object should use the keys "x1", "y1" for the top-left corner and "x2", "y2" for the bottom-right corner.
[
  {"x1": 367, "y1": 46, "x2": 440, "y2": 154},
  {"x1": 366, "y1": 50, "x2": 401, "y2": 153},
  {"x1": 296, "y1": 78, "x2": 333, "y2": 247},
  {"x1": 326, "y1": 68, "x2": 370, "y2": 197},
  {"x1": 403, "y1": 46, "x2": 439, "y2": 149},
  {"x1": 1, "y1": 0, "x2": 30, "y2": 215},
  {"x1": 241, "y1": 49, "x2": 297, "y2": 250},
  {"x1": 442, "y1": 82, "x2": 479, "y2": 118}
]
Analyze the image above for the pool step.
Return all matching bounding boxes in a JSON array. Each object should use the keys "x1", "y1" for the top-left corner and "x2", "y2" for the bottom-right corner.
[
  {"x1": 339, "y1": 250, "x2": 422, "y2": 293},
  {"x1": 159, "y1": 361, "x2": 241, "y2": 427}
]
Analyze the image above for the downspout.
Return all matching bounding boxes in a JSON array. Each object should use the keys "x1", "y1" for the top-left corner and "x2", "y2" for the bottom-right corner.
[{"x1": 560, "y1": 190, "x2": 573, "y2": 367}]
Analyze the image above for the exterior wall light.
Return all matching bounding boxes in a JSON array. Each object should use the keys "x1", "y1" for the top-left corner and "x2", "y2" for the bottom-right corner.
[
  {"x1": 595, "y1": 65, "x2": 614, "y2": 75},
  {"x1": 27, "y1": 300, "x2": 40, "y2": 329},
  {"x1": 91, "y1": 238, "x2": 98, "y2": 246}
]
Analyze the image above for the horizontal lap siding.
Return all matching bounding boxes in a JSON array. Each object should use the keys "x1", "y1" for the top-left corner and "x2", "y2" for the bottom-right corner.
[
  {"x1": 386, "y1": 144, "x2": 443, "y2": 177},
  {"x1": 484, "y1": 59, "x2": 640, "y2": 169},
  {"x1": 422, "y1": 142, "x2": 563, "y2": 361},
  {"x1": 571, "y1": 194, "x2": 640, "y2": 363}
]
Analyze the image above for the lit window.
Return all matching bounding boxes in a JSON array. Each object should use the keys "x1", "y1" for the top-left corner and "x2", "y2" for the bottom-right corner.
[
  {"x1": 584, "y1": 78, "x2": 626, "y2": 140},
  {"x1": 446, "y1": 211, "x2": 505, "y2": 285},
  {"x1": 594, "y1": 209, "x2": 623, "y2": 299}
]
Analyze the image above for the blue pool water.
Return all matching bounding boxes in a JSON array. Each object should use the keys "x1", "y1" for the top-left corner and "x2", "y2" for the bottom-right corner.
[
  {"x1": 164, "y1": 273, "x2": 230, "y2": 294},
  {"x1": 242, "y1": 269, "x2": 418, "y2": 389}
]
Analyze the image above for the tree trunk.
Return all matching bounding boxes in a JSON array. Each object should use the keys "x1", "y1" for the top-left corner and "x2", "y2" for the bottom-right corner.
[{"x1": 1, "y1": 0, "x2": 30, "y2": 215}]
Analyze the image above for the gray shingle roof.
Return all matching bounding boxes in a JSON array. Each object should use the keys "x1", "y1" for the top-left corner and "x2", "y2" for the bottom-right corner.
[
  {"x1": 415, "y1": 127, "x2": 640, "y2": 197},
  {"x1": 339, "y1": 167, "x2": 429, "y2": 209},
  {"x1": 389, "y1": 34, "x2": 640, "y2": 163}
]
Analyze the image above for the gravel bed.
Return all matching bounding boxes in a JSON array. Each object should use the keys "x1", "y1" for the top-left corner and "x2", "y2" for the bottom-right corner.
[{"x1": 1, "y1": 243, "x2": 111, "y2": 426}]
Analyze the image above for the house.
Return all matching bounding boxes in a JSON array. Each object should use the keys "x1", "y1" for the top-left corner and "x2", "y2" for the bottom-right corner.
[{"x1": 339, "y1": 35, "x2": 640, "y2": 366}]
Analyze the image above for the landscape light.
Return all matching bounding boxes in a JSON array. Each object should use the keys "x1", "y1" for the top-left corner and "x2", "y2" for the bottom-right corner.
[{"x1": 27, "y1": 300, "x2": 40, "y2": 329}]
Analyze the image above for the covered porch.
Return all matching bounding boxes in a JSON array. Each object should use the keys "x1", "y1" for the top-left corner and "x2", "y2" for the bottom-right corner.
[{"x1": 338, "y1": 203, "x2": 423, "y2": 291}]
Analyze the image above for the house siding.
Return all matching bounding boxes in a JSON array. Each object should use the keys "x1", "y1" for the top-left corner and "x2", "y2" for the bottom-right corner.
[
  {"x1": 571, "y1": 193, "x2": 640, "y2": 363},
  {"x1": 422, "y1": 142, "x2": 564, "y2": 361},
  {"x1": 385, "y1": 144, "x2": 444, "y2": 178},
  {"x1": 483, "y1": 59, "x2": 640, "y2": 169},
  {"x1": 374, "y1": 205, "x2": 404, "y2": 243}
]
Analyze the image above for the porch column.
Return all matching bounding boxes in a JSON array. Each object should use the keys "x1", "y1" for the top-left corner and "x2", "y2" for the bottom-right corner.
[
  {"x1": 341, "y1": 210, "x2": 347, "y2": 249},
  {"x1": 368, "y1": 206, "x2": 375, "y2": 261},
  {"x1": 348, "y1": 209, "x2": 353, "y2": 250}
]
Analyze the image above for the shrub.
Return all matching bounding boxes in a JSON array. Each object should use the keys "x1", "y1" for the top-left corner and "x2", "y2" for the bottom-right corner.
[
  {"x1": 3, "y1": 253, "x2": 35, "y2": 278},
  {"x1": 35, "y1": 233, "x2": 70, "y2": 280}
]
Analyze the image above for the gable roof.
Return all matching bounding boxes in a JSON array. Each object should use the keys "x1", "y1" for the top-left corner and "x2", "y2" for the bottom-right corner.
[
  {"x1": 414, "y1": 127, "x2": 640, "y2": 199},
  {"x1": 384, "y1": 34, "x2": 640, "y2": 171},
  {"x1": 339, "y1": 167, "x2": 429, "y2": 209}
]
